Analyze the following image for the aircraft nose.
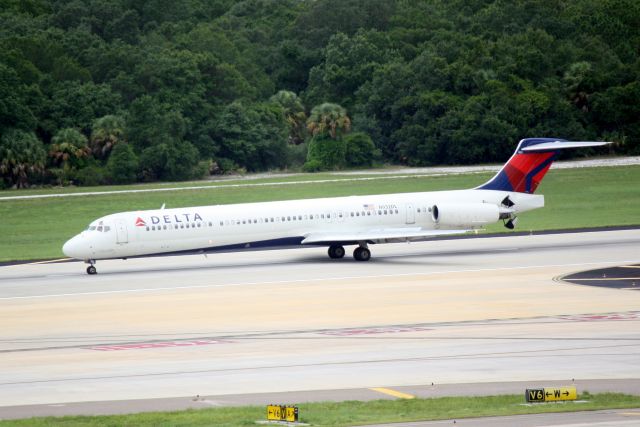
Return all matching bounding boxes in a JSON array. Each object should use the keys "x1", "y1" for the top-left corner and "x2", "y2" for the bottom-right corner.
[{"x1": 63, "y1": 235, "x2": 86, "y2": 260}]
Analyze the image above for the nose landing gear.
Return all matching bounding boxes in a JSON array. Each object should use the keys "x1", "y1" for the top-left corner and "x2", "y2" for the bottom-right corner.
[{"x1": 85, "y1": 259, "x2": 97, "y2": 275}]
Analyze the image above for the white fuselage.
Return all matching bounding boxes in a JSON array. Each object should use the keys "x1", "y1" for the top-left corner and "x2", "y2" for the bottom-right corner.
[{"x1": 62, "y1": 188, "x2": 543, "y2": 261}]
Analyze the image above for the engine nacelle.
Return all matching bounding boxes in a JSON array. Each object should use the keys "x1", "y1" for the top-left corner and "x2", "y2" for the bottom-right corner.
[{"x1": 431, "y1": 203, "x2": 500, "y2": 228}]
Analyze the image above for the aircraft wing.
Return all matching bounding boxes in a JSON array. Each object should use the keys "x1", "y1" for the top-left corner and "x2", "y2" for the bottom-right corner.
[{"x1": 301, "y1": 228, "x2": 471, "y2": 245}]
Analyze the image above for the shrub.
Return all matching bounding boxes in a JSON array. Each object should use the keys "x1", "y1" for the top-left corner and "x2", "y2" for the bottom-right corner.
[
  {"x1": 344, "y1": 132, "x2": 377, "y2": 167},
  {"x1": 107, "y1": 143, "x2": 138, "y2": 184},
  {"x1": 302, "y1": 159, "x2": 323, "y2": 172},
  {"x1": 305, "y1": 136, "x2": 346, "y2": 170},
  {"x1": 75, "y1": 165, "x2": 107, "y2": 186}
]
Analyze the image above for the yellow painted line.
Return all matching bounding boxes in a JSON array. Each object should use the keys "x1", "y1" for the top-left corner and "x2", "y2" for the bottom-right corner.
[
  {"x1": 28, "y1": 258, "x2": 71, "y2": 265},
  {"x1": 620, "y1": 265, "x2": 640, "y2": 269},
  {"x1": 370, "y1": 387, "x2": 415, "y2": 399},
  {"x1": 568, "y1": 277, "x2": 640, "y2": 281},
  {"x1": 620, "y1": 412, "x2": 640, "y2": 416}
]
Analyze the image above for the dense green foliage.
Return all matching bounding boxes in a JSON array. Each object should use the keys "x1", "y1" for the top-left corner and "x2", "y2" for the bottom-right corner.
[{"x1": 1, "y1": 0, "x2": 639, "y2": 187}]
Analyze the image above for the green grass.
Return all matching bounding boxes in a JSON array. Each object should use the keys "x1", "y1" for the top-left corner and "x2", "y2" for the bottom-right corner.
[
  {"x1": 0, "y1": 166, "x2": 638, "y2": 262},
  {"x1": 1, "y1": 393, "x2": 639, "y2": 426},
  {"x1": 0, "y1": 171, "x2": 441, "y2": 197}
]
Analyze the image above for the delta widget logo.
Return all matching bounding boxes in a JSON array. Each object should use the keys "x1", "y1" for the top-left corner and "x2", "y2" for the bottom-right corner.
[{"x1": 135, "y1": 217, "x2": 146, "y2": 227}]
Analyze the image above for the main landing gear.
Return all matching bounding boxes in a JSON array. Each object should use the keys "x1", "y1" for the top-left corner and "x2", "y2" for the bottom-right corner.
[
  {"x1": 328, "y1": 245, "x2": 346, "y2": 259},
  {"x1": 85, "y1": 259, "x2": 97, "y2": 275},
  {"x1": 353, "y1": 245, "x2": 371, "y2": 261},
  {"x1": 327, "y1": 244, "x2": 371, "y2": 261}
]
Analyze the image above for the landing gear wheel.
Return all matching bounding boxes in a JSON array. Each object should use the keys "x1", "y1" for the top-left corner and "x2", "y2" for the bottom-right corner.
[
  {"x1": 328, "y1": 245, "x2": 345, "y2": 259},
  {"x1": 86, "y1": 265, "x2": 97, "y2": 275},
  {"x1": 353, "y1": 246, "x2": 371, "y2": 261}
]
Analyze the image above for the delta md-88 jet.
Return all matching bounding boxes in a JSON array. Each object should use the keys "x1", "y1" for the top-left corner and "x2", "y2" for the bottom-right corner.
[{"x1": 63, "y1": 138, "x2": 610, "y2": 274}]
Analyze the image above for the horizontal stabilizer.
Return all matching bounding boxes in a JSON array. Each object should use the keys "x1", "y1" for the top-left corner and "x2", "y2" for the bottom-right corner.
[
  {"x1": 477, "y1": 138, "x2": 612, "y2": 194},
  {"x1": 520, "y1": 141, "x2": 611, "y2": 152},
  {"x1": 302, "y1": 228, "x2": 470, "y2": 244}
]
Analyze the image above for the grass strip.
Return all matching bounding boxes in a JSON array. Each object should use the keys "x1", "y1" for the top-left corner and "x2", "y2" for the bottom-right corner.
[
  {"x1": 0, "y1": 166, "x2": 638, "y2": 261},
  {"x1": 0, "y1": 172, "x2": 461, "y2": 198},
  {"x1": 1, "y1": 392, "x2": 639, "y2": 426}
]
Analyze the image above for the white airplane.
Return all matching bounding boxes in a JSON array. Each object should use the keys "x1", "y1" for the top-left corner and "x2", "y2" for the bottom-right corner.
[{"x1": 63, "y1": 138, "x2": 610, "y2": 274}]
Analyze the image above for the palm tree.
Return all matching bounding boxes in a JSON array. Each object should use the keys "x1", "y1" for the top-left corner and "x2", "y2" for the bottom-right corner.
[
  {"x1": 0, "y1": 129, "x2": 46, "y2": 189},
  {"x1": 306, "y1": 102, "x2": 351, "y2": 140},
  {"x1": 49, "y1": 128, "x2": 90, "y2": 184},
  {"x1": 269, "y1": 90, "x2": 307, "y2": 145},
  {"x1": 90, "y1": 115, "x2": 126, "y2": 159}
]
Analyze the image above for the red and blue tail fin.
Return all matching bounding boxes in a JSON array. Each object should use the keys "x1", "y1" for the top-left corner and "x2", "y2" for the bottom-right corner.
[{"x1": 477, "y1": 138, "x2": 610, "y2": 194}]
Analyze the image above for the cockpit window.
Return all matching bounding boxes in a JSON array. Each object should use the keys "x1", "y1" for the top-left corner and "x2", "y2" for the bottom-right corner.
[{"x1": 87, "y1": 223, "x2": 110, "y2": 232}]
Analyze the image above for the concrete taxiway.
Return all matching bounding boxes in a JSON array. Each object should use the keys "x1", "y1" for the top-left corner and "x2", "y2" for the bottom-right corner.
[{"x1": 0, "y1": 229, "x2": 639, "y2": 420}]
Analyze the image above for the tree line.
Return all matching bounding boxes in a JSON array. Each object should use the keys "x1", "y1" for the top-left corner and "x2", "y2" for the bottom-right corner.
[{"x1": 1, "y1": 0, "x2": 638, "y2": 188}]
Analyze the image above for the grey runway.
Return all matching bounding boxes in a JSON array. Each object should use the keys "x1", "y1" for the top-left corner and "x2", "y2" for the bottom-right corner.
[{"x1": 0, "y1": 229, "x2": 639, "y2": 420}]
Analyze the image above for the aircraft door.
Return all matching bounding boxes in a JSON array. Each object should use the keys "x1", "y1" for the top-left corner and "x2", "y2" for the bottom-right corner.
[
  {"x1": 405, "y1": 204, "x2": 415, "y2": 224},
  {"x1": 116, "y1": 219, "x2": 129, "y2": 244}
]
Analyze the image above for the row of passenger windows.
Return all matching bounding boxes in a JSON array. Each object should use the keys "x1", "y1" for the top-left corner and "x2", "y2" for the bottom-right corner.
[
  {"x1": 146, "y1": 222, "x2": 212, "y2": 231},
  {"x1": 143, "y1": 208, "x2": 404, "y2": 232}
]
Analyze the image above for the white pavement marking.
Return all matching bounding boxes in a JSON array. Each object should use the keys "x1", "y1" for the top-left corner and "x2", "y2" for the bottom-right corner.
[
  {"x1": 1, "y1": 259, "x2": 637, "y2": 301},
  {"x1": 0, "y1": 174, "x2": 477, "y2": 201}
]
